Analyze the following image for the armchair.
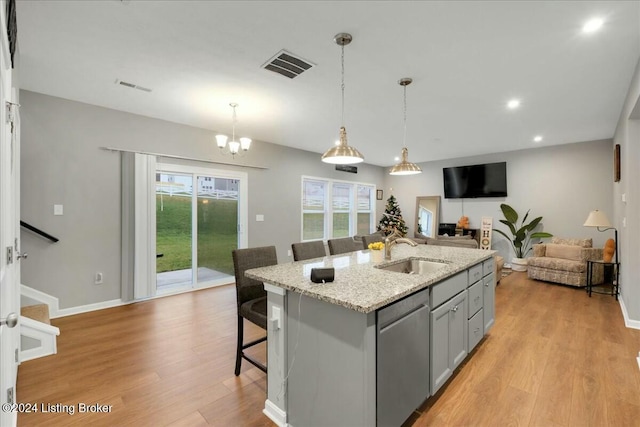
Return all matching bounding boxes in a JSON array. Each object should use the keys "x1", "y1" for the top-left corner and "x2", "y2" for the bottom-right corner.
[{"x1": 527, "y1": 238, "x2": 603, "y2": 287}]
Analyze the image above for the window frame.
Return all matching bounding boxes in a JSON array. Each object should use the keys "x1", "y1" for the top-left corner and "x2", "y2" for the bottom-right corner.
[{"x1": 301, "y1": 175, "x2": 376, "y2": 242}]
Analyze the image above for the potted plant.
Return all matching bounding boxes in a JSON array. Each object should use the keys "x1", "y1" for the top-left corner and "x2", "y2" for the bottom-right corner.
[{"x1": 494, "y1": 204, "x2": 553, "y2": 272}]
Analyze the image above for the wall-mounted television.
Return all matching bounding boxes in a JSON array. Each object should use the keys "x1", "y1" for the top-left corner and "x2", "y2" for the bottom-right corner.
[{"x1": 443, "y1": 162, "x2": 507, "y2": 199}]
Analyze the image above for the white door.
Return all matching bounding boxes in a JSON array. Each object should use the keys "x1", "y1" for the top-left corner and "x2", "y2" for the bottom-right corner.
[{"x1": 0, "y1": 15, "x2": 20, "y2": 427}]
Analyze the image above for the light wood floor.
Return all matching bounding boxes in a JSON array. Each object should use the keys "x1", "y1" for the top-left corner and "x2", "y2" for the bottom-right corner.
[{"x1": 17, "y1": 272, "x2": 640, "y2": 426}]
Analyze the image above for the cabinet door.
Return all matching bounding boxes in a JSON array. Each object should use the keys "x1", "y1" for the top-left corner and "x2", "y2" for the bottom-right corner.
[
  {"x1": 429, "y1": 291, "x2": 468, "y2": 395},
  {"x1": 449, "y1": 291, "x2": 468, "y2": 370},
  {"x1": 483, "y1": 272, "x2": 496, "y2": 333},
  {"x1": 430, "y1": 301, "x2": 452, "y2": 395},
  {"x1": 378, "y1": 304, "x2": 430, "y2": 427}
]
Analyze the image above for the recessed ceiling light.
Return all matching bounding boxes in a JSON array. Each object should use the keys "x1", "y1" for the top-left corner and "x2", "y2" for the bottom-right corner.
[
  {"x1": 583, "y1": 18, "x2": 604, "y2": 33},
  {"x1": 507, "y1": 99, "x2": 520, "y2": 109},
  {"x1": 394, "y1": 156, "x2": 400, "y2": 162},
  {"x1": 533, "y1": 135, "x2": 543, "y2": 142}
]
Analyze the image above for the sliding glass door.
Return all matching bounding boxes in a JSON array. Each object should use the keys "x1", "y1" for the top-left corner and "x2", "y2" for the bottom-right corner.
[
  {"x1": 156, "y1": 172, "x2": 194, "y2": 292},
  {"x1": 155, "y1": 164, "x2": 247, "y2": 295},
  {"x1": 196, "y1": 176, "x2": 238, "y2": 283}
]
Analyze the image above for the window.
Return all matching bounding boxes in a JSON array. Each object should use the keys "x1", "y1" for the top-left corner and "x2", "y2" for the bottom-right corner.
[{"x1": 302, "y1": 177, "x2": 375, "y2": 241}]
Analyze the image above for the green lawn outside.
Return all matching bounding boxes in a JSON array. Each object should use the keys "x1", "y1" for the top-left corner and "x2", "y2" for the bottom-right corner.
[{"x1": 156, "y1": 195, "x2": 238, "y2": 275}]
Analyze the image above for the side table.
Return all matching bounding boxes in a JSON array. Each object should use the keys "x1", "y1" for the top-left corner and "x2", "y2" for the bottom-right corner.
[{"x1": 586, "y1": 260, "x2": 619, "y2": 300}]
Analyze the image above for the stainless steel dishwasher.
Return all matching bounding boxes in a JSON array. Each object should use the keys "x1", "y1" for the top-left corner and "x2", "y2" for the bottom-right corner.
[{"x1": 377, "y1": 288, "x2": 430, "y2": 427}]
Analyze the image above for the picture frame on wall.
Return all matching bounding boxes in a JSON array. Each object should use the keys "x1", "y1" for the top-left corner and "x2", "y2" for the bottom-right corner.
[
  {"x1": 376, "y1": 189, "x2": 383, "y2": 200},
  {"x1": 614, "y1": 144, "x2": 621, "y2": 182}
]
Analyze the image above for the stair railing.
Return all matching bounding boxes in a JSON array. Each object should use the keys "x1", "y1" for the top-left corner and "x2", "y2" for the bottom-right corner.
[{"x1": 20, "y1": 221, "x2": 59, "y2": 243}]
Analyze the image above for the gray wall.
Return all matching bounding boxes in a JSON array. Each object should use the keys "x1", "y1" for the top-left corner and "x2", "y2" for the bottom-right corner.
[
  {"x1": 21, "y1": 89, "x2": 632, "y2": 324},
  {"x1": 20, "y1": 90, "x2": 386, "y2": 309},
  {"x1": 613, "y1": 56, "x2": 640, "y2": 324},
  {"x1": 386, "y1": 139, "x2": 614, "y2": 263}
]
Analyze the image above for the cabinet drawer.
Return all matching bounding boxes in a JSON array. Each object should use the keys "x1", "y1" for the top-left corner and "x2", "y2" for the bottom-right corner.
[
  {"x1": 467, "y1": 281, "x2": 483, "y2": 318},
  {"x1": 468, "y1": 309, "x2": 484, "y2": 351},
  {"x1": 483, "y1": 257, "x2": 495, "y2": 277},
  {"x1": 378, "y1": 288, "x2": 429, "y2": 330},
  {"x1": 468, "y1": 263, "x2": 483, "y2": 284},
  {"x1": 430, "y1": 271, "x2": 467, "y2": 308}
]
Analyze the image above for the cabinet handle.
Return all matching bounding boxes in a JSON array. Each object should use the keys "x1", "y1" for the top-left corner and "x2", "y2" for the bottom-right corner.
[{"x1": 451, "y1": 305, "x2": 458, "y2": 313}]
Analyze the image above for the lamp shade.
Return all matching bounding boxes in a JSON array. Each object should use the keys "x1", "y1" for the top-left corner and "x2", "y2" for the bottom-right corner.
[
  {"x1": 321, "y1": 126, "x2": 364, "y2": 164},
  {"x1": 389, "y1": 147, "x2": 422, "y2": 175},
  {"x1": 583, "y1": 210, "x2": 612, "y2": 227}
]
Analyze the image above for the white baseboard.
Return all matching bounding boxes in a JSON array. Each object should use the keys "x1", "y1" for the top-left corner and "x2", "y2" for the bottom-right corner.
[
  {"x1": 54, "y1": 298, "x2": 126, "y2": 319},
  {"x1": 619, "y1": 297, "x2": 640, "y2": 330},
  {"x1": 263, "y1": 399, "x2": 287, "y2": 427}
]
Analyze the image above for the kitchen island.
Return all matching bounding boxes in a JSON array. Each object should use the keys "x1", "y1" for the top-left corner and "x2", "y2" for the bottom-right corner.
[{"x1": 246, "y1": 244, "x2": 496, "y2": 427}]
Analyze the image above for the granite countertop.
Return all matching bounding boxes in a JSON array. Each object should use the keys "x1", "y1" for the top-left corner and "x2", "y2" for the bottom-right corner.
[{"x1": 246, "y1": 245, "x2": 495, "y2": 314}]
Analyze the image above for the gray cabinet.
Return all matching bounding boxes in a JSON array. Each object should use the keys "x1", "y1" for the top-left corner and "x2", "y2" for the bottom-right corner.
[
  {"x1": 429, "y1": 289, "x2": 467, "y2": 395},
  {"x1": 483, "y1": 272, "x2": 495, "y2": 333},
  {"x1": 467, "y1": 279, "x2": 483, "y2": 352},
  {"x1": 377, "y1": 289, "x2": 429, "y2": 427}
]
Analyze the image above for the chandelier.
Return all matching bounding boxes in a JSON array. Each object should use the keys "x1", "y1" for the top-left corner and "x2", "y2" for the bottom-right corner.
[{"x1": 215, "y1": 103, "x2": 251, "y2": 156}]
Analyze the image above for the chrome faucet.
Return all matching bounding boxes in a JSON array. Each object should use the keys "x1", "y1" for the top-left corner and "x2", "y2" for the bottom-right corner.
[{"x1": 384, "y1": 230, "x2": 418, "y2": 260}]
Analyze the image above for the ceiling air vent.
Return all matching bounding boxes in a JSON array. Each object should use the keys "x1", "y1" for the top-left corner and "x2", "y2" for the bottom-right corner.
[
  {"x1": 115, "y1": 79, "x2": 152, "y2": 93},
  {"x1": 262, "y1": 50, "x2": 315, "y2": 79}
]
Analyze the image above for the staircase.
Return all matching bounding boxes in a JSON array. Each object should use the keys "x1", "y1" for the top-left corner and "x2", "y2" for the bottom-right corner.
[{"x1": 20, "y1": 286, "x2": 60, "y2": 362}]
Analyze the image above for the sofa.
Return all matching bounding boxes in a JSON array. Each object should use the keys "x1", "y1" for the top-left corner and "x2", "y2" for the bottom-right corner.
[
  {"x1": 413, "y1": 232, "x2": 479, "y2": 249},
  {"x1": 527, "y1": 237, "x2": 604, "y2": 287}
]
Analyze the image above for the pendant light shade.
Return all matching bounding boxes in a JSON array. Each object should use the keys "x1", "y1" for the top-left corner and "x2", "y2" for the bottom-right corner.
[
  {"x1": 389, "y1": 147, "x2": 423, "y2": 175},
  {"x1": 321, "y1": 127, "x2": 364, "y2": 164},
  {"x1": 389, "y1": 77, "x2": 422, "y2": 176},
  {"x1": 321, "y1": 33, "x2": 364, "y2": 165}
]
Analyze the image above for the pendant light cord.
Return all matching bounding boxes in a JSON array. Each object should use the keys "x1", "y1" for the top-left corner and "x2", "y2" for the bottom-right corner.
[
  {"x1": 403, "y1": 84, "x2": 408, "y2": 148},
  {"x1": 340, "y1": 45, "x2": 344, "y2": 127},
  {"x1": 341, "y1": 44, "x2": 345, "y2": 127},
  {"x1": 232, "y1": 104, "x2": 237, "y2": 141}
]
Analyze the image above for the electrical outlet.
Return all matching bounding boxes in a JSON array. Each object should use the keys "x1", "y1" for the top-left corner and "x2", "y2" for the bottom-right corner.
[
  {"x1": 94, "y1": 272, "x2": 104, "y2": 284},
  {"x1": 287, "y1": 249, "x2": 292, "y2": 257}
]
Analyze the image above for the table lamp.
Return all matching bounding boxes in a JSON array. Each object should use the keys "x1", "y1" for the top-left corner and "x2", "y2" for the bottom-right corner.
[{"x1": 583, "y1": 210, "x2": 618, "y2": 266}]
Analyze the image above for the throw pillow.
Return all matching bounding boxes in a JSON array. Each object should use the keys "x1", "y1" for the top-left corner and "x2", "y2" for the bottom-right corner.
[
  {"x1": 545, "y1": 243, "x2": 583, "y2": 261},
  {"x1": 551, "y1": 237, "x2": 592, "y2": 248},
  {"x1": 603, "y1": 238, "x2": 615, "y2": 262}
]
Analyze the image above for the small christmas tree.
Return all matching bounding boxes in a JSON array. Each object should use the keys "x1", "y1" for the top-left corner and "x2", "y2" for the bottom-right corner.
[{"x1": 377, "y1": 195, "x2": 408, "y2": 236}]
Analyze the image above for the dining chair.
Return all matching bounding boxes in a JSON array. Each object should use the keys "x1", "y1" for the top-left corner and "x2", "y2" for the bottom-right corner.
[
  {"x1": 328, "y1": 237, "x2": 361, "y2": 255},
  {"x1": 231, "y1": 245, "x2": 277, "y2": 375},
  {"x1": 291, "y1": 240, "x2": 326, "y2": 261}
]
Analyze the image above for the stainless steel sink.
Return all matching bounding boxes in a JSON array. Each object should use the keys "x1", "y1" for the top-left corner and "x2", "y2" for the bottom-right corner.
[{"x1": 376, "y1": 259, "x2": 449, "y2": 275}]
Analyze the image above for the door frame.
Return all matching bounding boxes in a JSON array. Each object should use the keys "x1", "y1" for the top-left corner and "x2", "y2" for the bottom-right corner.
[{"x1": 0, "y1": 5, "x2": 19, "y2": 424}]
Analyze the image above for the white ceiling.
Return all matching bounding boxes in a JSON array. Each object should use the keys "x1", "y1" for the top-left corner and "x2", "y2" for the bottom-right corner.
[{"x1": 15, "y1": 1, "x2": 640, "y2": 167}]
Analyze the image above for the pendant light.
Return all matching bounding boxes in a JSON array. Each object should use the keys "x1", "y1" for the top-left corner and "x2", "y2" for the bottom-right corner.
[
  {"x1": 389, "y1": 78, "x2": 422, "y2": 175},
  {"x1": 321, "y1": 33, "x2": 364, "y2": 165},
  {"x1": 215, "y1": 103, "x2": 251, "y2": 157}
]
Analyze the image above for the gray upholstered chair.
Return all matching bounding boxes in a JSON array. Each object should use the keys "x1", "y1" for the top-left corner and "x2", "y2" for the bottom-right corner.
[
  {"x1": 232, "y1": 245, "x2": 277, "y2": 376},
  {"x1": 361, "y1": 232, "x2": 385, "y2": 250},
  {"x1": 291, "y1": 241, "x2": 326, "y2": 261},
  {"x1": 328, "y1": 237, "x2": 361, "y2": 255}
]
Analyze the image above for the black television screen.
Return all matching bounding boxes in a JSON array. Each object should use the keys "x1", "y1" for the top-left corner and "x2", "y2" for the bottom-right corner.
[{"x1": 443, "y1": 162, "x2": 507, "y2": 199}]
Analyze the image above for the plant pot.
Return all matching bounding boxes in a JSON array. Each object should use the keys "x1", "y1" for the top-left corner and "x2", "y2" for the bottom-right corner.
[
  {"x1": 370, "y1": 250, "x2": 384, "y2": 263},
  {"x1": 512, "y1": 257, "x2": 528, "y2": 272}
]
